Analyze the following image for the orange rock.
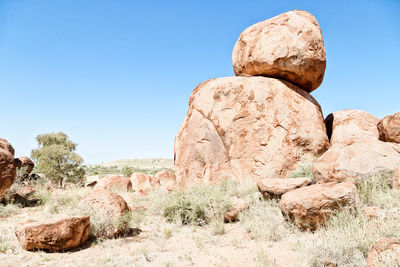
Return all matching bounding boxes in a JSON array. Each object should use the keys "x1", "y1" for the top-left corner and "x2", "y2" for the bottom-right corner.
[
  {"x1": 257, "y1": 177, "x2": 312, "y2": 199},
  {"x1": 378, "y1": 112, "x2": 400, "y2": 143},
  {"x1": 324, "y1": 109, "x2": 379, "y2": 145},
  {"x1": 131, "y1": 173, "x2": 159, "y2": 193},
  {"x1": 279, "y1": 182, "x2": 358, "y2": 230},
  {"x1": 367, "y1": 237, "x2": 400, "y2": 267},
  {"x1": 224, "y1": 198, "x2": 248, "y2": 223},
  {"x1": 232, "y1": 10, "x2": 326, "y2": 92},
  {"x1": 362, "y1": 206, "x2": 382, "y2": 220},
  {"x1": 95, "y1": 175, "x2": 132, "y2": 192},
  {"x1": 78, "y1": 189, "x2": 130, "y2": 237},
  {"x1": 15, "y1": 216, "x2": 90, "y2": 251},
  {"x1": 313, "y1": 138, "x2": 400, "y2": 183},
  {"x1": 155, "y1": 169, "x2": 176, "y2": 188},
  {"x1": 14, "y1": 156, "x2": 35, "y2": 175},
  {"x1": 174, "y1": 77, "x2": 329, "y2": 188},
  {"x1": 0, "y1": 138, "x2": 16, "y2": 195}
]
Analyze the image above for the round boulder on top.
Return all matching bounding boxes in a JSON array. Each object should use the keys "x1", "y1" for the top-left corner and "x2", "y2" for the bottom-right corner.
[
  {"x1": 232, "y1": 10, "x2": 326, "y2": 92},
  {"x1": 377, "y1": 112, "x2": 400, "y2": 143},
  {"x1": 0, "y1": 138, "x2": 16, "y2": 195},
  {"x1": 174, "y1": 76, "x2": 329, "y2": 187},
  {"x1": 14, "y1": 156, "x2": 35, "y2": 175}
]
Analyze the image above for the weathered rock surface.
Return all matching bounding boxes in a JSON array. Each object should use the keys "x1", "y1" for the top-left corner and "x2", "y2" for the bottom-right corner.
[
  {"x1": 224, "y1": 197, "x2": 248, "y2": 223},
  {"x1": 0, "y1": 138, "x2": 16, "y2": 195},
  {"x1": 14, "y1": 157, "x2": 35, "y2": 175},
  {"x1": 78, "y1": 189, "x2": 130, "y2": 237},
  {"x1": 378, "y1": 112, "x2": 400, "y2": 143},
  {"x1": 324, "y1": 109, "x2": 379, "y2": 145},
  {"x1": 313, "y1": 138, "x2": 400, "y2": 183},
  {"x1": 174, "y1": 76, "x2": 329, "y2": 187},
  {"x1": 279, "y1": 181, "x2": 358, "y2": 230},
  {"x1": 232, "y1": 10, "x2": 326, "y2": 92},
  {"x1": 131, "y1": 172, "x2": 160, "y2": 194},
  {"x1": 362, "y1": 206, "x2": 382, "y2": 220},
  {"x1": 15, "y1": 216, "x2": 90, "y2": 251},
  {"x1": 257, "y1": 177, "x2": 312, "y2": 199},
  {"x1": 367, "y1": 237, "x2": 400, "y2": 267},
  {"x1": 155, "y1": 170, "x2": 176, "y2": 190},
  {"x1": 95, "y1": 175, "x2": 132, "y2": 192}
]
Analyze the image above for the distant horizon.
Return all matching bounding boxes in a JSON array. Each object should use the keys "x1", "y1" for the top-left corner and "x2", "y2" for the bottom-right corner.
[{"x1": 1, "y1": 0, "x2": 399, "y2": 164}]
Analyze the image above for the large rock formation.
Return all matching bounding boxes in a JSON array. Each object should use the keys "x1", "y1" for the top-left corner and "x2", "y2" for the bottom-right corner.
[
  {"x1": 0, "y1": 138, "x2": 16, "y2": 195},
  {"x1": 367, "y1": 237, "x2": 400, "y2": 267},
  {"x1": 324, "y1": 109, "x2": 379, "y2": 145},
  {"x1": 377, "y1": 112, "x2": 400, "y2": 143},
  {"x1": 313, "y1": 138, "x2": 400, "y2": 183},
  {"x1": 14, "y1": 156, "x2": 35, "y2": 176},
  {"x1": 174, "y1": 77, "x2": 329, "y2": 187},
  {"x1": 232, "y1": 10, "x2": 326, "y2": 92},
  {"x1": 257, "y1": 177, "x2": 312, "y2": 199},
  {"x1": 15, "y1": 216, "x2": 90, "y2": 251},
  {"x1": 279, "y1": 181, "x2": 358, "y2": 230}
]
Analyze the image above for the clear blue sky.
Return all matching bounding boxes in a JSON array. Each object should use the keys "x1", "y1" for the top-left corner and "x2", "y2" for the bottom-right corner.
[{"x1": 1, "y1": 0, "x2": 399, "y2": 163}]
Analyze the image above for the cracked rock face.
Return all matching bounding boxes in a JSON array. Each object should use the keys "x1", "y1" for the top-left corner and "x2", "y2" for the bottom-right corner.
[
  {"x1": 378, "y1": 112, "x2": 400, "y2": 143},
  {"x1": 174, "y1": 76, "x2": 329, "y2": 187},
  {"x1": 0, "y1": 138, "x2": 16, "y2": 196},
  {"x1": 232, "y1": 10, "x2": 326, "y2": 93}
]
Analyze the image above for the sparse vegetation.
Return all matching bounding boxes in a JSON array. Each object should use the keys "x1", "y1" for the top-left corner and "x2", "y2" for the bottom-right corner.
[{"x1": 287, "y1": 164, "x2": 314, "y2": 179}]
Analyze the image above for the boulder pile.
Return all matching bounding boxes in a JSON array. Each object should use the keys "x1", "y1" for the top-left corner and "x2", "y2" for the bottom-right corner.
[{"x1": 175, "y1": 10, "x2": 329, "y2": 187}]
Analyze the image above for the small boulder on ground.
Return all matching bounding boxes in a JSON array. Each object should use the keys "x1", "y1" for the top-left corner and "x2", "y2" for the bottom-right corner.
[
  {"x1": 95, "y1": 175, "x2": 132, "y2": 192},
  {"x1": 279, "y1": 181, "x2": 358, "y2": 230},
  {"x1": 313, "y1": 138, "x2": 400, "y2": 183},
  {"x1": 377, "y1": 112, "x2": 400, "y2": 143},
  {"x1": 131, "y1": 173, "x2": 160, "y2": 194},
  {"x1": 15, "y1": 216, "x2": 90, "y2": 252},
  {"x1": 0, "y1": 138, "x2": 16, "y2": 195},
  {"x1": 362, "y1": 206, "x2": 382, "y2": 220},
  {"x1": 367, "y1": 237, "x2": 400, "y2": 267},
  {"x1": 257, "y1": 177, "x2": 312, "y2": 199},
  {"x1": 324, "y1": 109, "x2": 379, "y2": 145},
  {"x1": 155, "y1": 169, "x2": 176, "y2": 190},
  {"x1": 78, "y1": 189, "x2": 130, "y2": 238},
  {"x1": 232, "y1": 10, "x2": 326, "y2": 92},
  {"x1": 224, "y1": 197, "x2": 248, "y2": 223}
]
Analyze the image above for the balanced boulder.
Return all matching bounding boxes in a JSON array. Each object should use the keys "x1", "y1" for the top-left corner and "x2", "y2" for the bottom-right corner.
[
  {"x1": 313, "y1": 138, "x2": 400, "y2": 183},
  {"x1": 367, "y1": 237, "x2": 400, "y2": 267},
  {"x1": 257, "y1": 177, "x2": 312, "y2": 199},
  {"x1": 279, "y1": 181, "x2": 358, "y2": 230},
  {"x1": 0, "y1": 138, "x2": 16, "y2": 195},
  {"x1": 95, "y1": 175, "x2": 132, "y2": 192},
  {"x1": 232, "y1": 10, "x2": 326, "y2": 92},
  {"x1": 174, "y1": 76, "x2": 329, "y2": 187},
  {"x1": 377, "y1": 112, "x2": 400, "y2": 143},
  {"x1": 324, "y1": 109, "x2": 379, "y2": 145},
  {"x1": 15, "y1": 216, "x2": 90, "y2": 251},
  {"x1": 14, "y1": 156, "x2": 35, "y2": 176}
]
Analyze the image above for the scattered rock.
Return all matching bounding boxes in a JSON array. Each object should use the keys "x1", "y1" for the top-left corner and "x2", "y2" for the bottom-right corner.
[
  {"x1": 224, "y1": 198, "x2": 248, "y2": 223},
  {"x1": 367, "y1": 237, "x2": 400, "y2": 267},
  {"x1": 363, "y1": 206, "x2": 382, "y2": 220},
  {"x1": 131, "y1": 173, "x2": 160, "y2": 194},
  {"x1": 15, "y1": 216, "x2": 90, "y2": 252},
  {"x1": 86, "y1": 181, "x2": 97, "y2": 187},
  {"x1": 174, "y1": 76, "x2": 329, "y2": 187},
  {"x1": 16, "y1": 186, "x2": 36, "y2": 198},
  {"x1": 0, "y1": 138, "x2": 16, "y2": 195},
  {"x1": 313, "y1": 138, "x2": 400, "y2": 183},
  {"x1": 279, "y1": 181, "x2": 358, "y2": 230},
  {"x1": 0, "y1": 189, "x2": 41, "y2": 207},
  {"x1": 257, "y1": 177, "x2": 312, "y2": 199},
  {"x1": 324, "y1": 110, "x2": 379, "y2": 145},
  {"x1": 378, "y1": 112, "x2": 400, "y2": 143},
  {"x1": 95, "y1": 175, "x2": 132, "y2": 192},
  {"x1": 14, "y1": 157, "x2": 35, "y2": 175},
  {"x1": 78, "y1": 189, "x2": 130, "y2": 237},
  {"x1": 232, "y1": 10, "x2": 326, "y2": 92},
  {"x1": 155, "y1": 169, "x2": 176, "y2": 189}
]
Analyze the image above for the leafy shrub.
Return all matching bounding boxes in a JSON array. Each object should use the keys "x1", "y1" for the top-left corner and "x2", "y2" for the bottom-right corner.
[
  {"x1": 122, "y1": 166, "x2": 133, "y2": 178},
  {"x1": 287, "y1": 164, "x2": 313, "y2": 179}
]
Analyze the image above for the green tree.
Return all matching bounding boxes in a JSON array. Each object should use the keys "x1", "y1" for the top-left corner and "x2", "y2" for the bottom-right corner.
[
  {"x1": 122, "y1": 166, "x2": 133, "y2": 178},
  {"x1": 31, "y1": 132, "x2": 85, "y2": 187}
]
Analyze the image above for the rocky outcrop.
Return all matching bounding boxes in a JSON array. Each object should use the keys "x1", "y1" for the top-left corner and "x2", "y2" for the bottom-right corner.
[
  {"x1": 78, "y1": 189, "x2": 130, "y2": 237},
  {"x1": 95, "y1": 175, "x2": 132, "y2": 192},
  {"x1": 313, "y1": 138, "x2": 400, "y2": 183},
  {"x1": 174, "y1": 77, "x2": 329, "y2": 187},
  {"x1": 14, "y1": 157, "x2": 35, "y2": 175},
  {"x1": 15, "y1": 216, "x2": 90, "y2": 251},
  {"x1": 131, "y1": 172, "x2": 160, "y2": 195},
  {"x1": 377, "y1": 112, "x2": 400, "y2": 143},
  {"x1": 324, "y1": 109, "x2": 379, "y2": 145},
  {"x1": 232, "y1": 10, "x2": 326, "y2": 92},
  {"x1": 155, "y1": 170, "x2": 176, "y2": 190},
  {"x1": 0, "y1": 138, "x2": 16, "y2": 196},
  {"x1": 367, "y1": 237, "x2": 400, "y2": 267},
  {"x1": 257, "y1": 177, "x2": 312, "y2": 199},
  {"x1": 279, "y1": 182, "x2": 358, "y2": 230}
]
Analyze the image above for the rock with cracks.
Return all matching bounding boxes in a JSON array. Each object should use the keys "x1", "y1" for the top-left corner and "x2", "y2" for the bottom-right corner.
[
  {"x1": 378, "y1": 112, "x2": 400, "y2": 143},
  {"x1": 257, "y1": 177, "x2": 312, "y2": 199},
  {"x1": 15, "y1": 216, "x2": 90, "y2": 252},
  {"x1": 0, "y1": 138, "x2": 16, "y2": 196},
  {"x1": 174, "y1": 76, "x2": 329, "y2": 188},
  {"x1": 232, "y1": 10, "x2": 326, "y2": 92}
]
